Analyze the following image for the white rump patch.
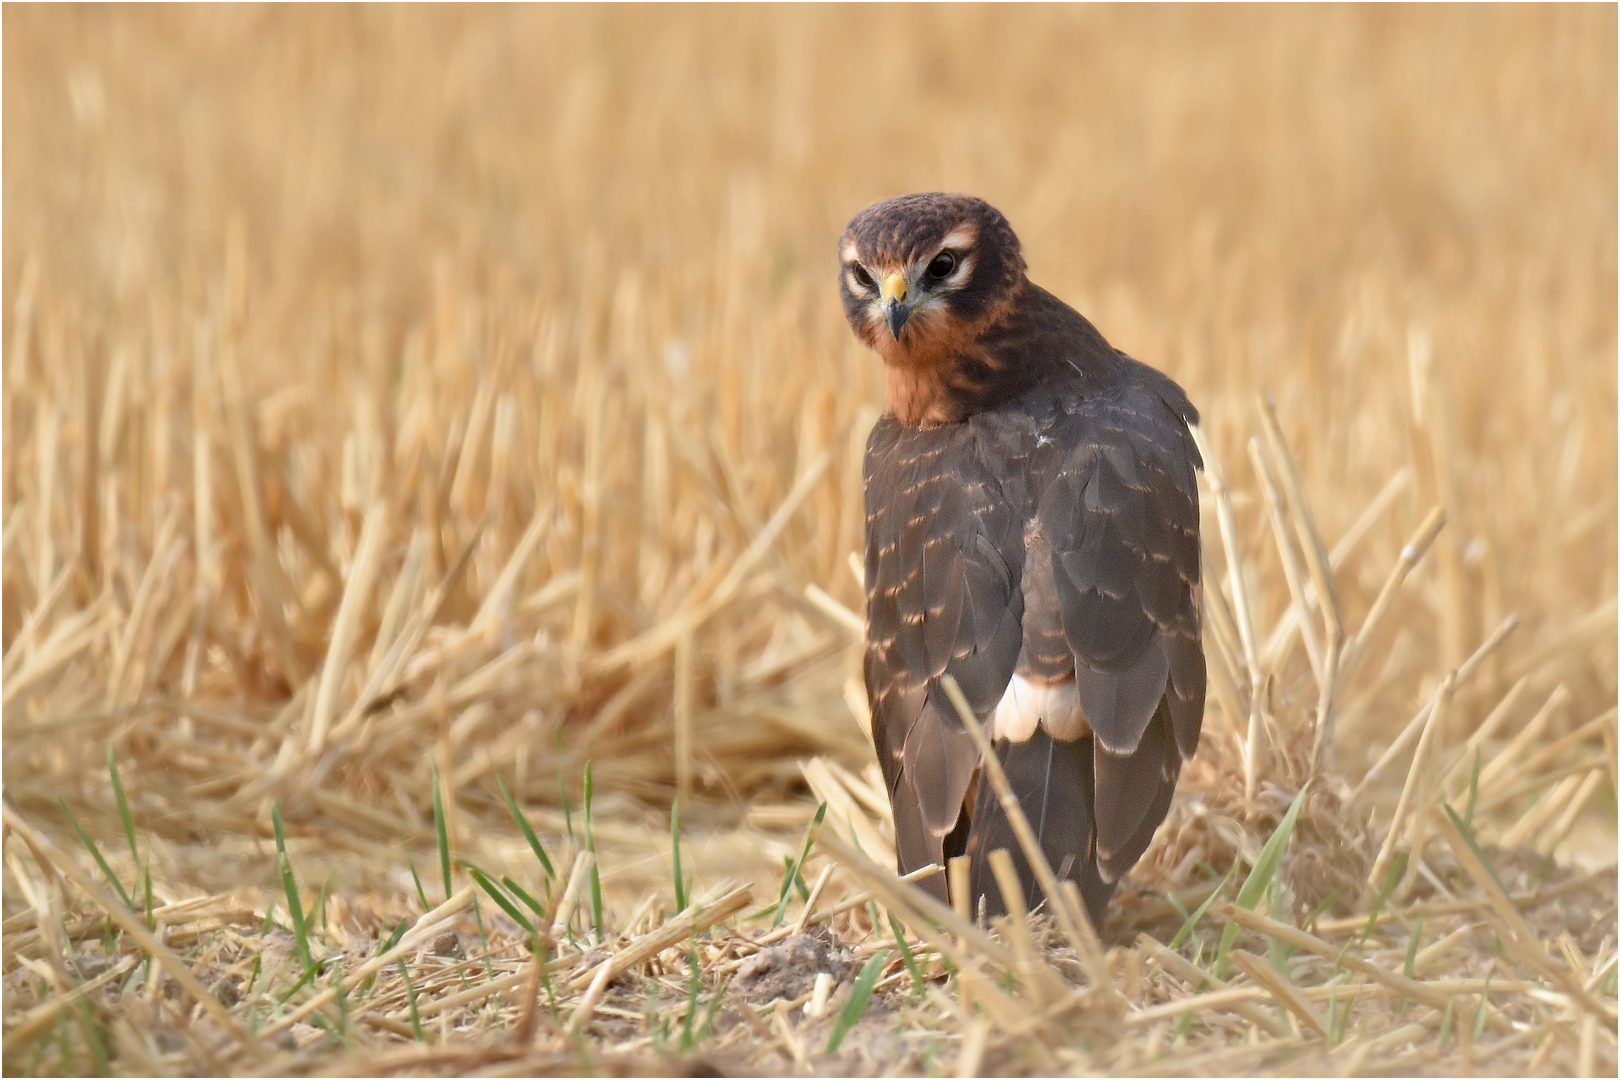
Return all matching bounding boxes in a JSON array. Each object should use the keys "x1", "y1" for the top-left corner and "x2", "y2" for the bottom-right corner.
[{"x1": 990, "y1": 675, "x2": 1090, "y2": 743}]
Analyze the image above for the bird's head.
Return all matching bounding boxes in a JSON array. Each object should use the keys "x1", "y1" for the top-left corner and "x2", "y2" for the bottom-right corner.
[{"x1": 838, "y1": 193, "x2": 1027, "y2": 369}]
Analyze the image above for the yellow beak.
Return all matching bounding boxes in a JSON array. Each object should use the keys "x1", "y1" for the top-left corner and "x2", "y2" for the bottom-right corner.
[{"x1": 880, "y1": 272, "x2": 911, "y2": 339}]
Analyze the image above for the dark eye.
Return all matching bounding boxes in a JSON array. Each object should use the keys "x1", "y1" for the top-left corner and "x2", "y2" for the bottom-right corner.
[
  {"x1": 926, "y1": 251, "x2": 957, "y2": 279},
  {"x1": 850, "y1": 264, "x2": 875, "y2": 290}
]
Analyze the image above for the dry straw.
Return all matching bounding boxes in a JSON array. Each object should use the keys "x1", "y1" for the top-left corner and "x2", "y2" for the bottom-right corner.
[{"x1": 4, "y1": 5, "x2": 1615, "y2": 1076}]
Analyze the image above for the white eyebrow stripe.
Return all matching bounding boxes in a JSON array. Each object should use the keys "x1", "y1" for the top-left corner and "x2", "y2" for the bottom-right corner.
[
  {"x1": 940, "y1": 224, "x2": 977, "y2": 250},
  {"x1": 841, "y1": 239, "x2": 861, "y2": 263}
]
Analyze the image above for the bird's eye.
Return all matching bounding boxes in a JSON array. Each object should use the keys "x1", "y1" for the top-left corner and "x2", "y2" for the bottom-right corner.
[
  {"x1": 926, "y1": 251, "x2": 957, "y2": 279},
  {"x1": 850, "y1": 264, "x2": 876, "y2": 290}
]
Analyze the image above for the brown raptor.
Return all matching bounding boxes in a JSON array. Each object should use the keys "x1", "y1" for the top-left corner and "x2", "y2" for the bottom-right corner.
[{"x1": 841, "y1": 193, "x2": 1205, "y2": 928}]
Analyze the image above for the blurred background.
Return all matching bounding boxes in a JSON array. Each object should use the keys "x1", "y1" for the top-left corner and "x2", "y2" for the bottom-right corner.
[{"x1": 3, "y1": 6, "x2": 1614, "y2": 889}]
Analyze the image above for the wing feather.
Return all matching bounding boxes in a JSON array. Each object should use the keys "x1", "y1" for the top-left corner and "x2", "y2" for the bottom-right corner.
[
  {"x1": 1039, "y1": 367, "x2": 1204, "y2": 757},
  {"x1": 1075, "y1": 642, "x2": 1170, "y2": 755},
  {"x1": 864, "y1": 417, "x2": 1024, "y2": 882}
]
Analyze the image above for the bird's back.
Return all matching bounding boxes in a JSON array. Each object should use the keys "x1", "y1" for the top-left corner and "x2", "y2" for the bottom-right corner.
[{"x1": 863, "y1": 345, "x2": 1203, "y2": 927}]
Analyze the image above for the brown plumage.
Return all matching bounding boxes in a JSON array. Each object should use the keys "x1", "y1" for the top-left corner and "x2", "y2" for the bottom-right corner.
[{"x1": 841, "y1": 193, "x2": 1205, "y2": 929}]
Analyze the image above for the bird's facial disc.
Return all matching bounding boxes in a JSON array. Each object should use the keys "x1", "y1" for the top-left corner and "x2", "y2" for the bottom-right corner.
[{"x1": 844, "y1": 231, "x2": 975, "y2": 345}]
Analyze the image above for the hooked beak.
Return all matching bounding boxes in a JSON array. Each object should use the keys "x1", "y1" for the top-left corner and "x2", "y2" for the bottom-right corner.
[{"x1": 880, "y1": 272, "x2": 911, "y2": 339}]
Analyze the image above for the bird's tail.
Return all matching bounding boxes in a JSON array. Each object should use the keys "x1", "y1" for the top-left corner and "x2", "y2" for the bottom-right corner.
[{"x1": 964, "y1": 731, "x2": 1113, "y2": 929}]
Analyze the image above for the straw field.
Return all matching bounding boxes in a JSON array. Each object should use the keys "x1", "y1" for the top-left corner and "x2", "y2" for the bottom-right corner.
[{"x1": 3, "y1": 5, "x2": 1615, "y2": 1075}]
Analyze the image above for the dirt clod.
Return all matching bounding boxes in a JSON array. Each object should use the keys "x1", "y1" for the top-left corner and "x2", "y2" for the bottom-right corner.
[{"x1": 732, "y1": 933, "x2": 857, "y2": 1004}]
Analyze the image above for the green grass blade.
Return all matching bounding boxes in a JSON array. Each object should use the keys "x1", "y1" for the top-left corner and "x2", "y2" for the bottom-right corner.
[
  {"x1": 772, "y1": 802, "x2": 826, "y2": 929},
  {"x1": 76, "y1": 998, "x2": 111, "y2": 1077},
  {"x1": 358, "y1": 918, "x2": 410, "y2": 999},
  {"x1": 1441, "y1": 802, "x2": 1515, "y2": 901},
  {"x1": 107, "y1": 747, "x2": 150, "y2": 929},
  {"x1": 681, "y1": 942, "x2": 702, "y2": 1051},
  {"x1": 141, "y1": 860, "x2": 154, "y2": 930},
  {"x1": 106, "y1": 747, "x2": 139, "y2": 874},
  {"x1": 258, "y1": 894, "x2": 277, "y2": 937},
  {"x1": 1360, "y1": 850, "x2": 1407, "y2": 944},
  {"x1": 1403, "y1": 913, "x2": 1425, "y2": 980},
  {"x1": 404, "y1": 853, "x2": 430, "y2": 912},
  {"x1": 398, "y1": 960, "x2": 425, "y2": 1042},
  {"x1": 865, "y1": 901, "x2": 886, "y2": 957},
  {"x1": 1463, "y1": 747, "x2": 1482, "y2": 828},
  {"x1": 558, "y1": 760, "x2": 574, "y2": 843},
  {"x1": 1265, "y1": 881, "x2": 1293, "y2": 971},
  {"x1": 470, "y1": 893, "x2": 497, "y2": 979},
  {"x1": 58, "y1": 799, "x2": 134, "y2": 910},
  {"x1": 501, "y1": 875, "x2": 547, "y2": 919},
  {"x1": 1328, "y1": 980, "x2": 1353, "y2": 1046},
  {"x1": 536, "y1": 939, "x2": 561, "y2": 1019},
  {"x1": 887, "y1": 913, "x2": 924, "y2": 999},
  {"x1": 432, "y1": 762, "x2": 453, "y2": 904},
  {"x1": 469, "y1": 866, "x2": 536, "y2": 934},
  {"x1": 316, "y1": 878, "x2": 331, "y2": 936},
  {"x1": 381, "y1": 914, "x2": 410, "y2": 953},
  {"x1": 670, "y1": 798, "x2": 688, "y2": 913},
  {"x1": 1215, "y1": 779, "x2": 1311, "y2": 978},
  {"x1": 245, "y1": 953, "x2": 263, "y2": 999},
  {"x1": 330, "y1": 959, "x2": 352, "y2": 1044},
  {"x1": 1302, "y1": 891, "x2": 1339, "y2": 934},
  {"x1": 277, "y1": 956, "x2": 328, "y2": 1003},
  {"x1": 497, "y1": 770, "x2": 555, "y2": 880},
  {"x1": 54, "y1": 1010, "x2": 70, "y2": 1073},
  {"x1": 696, "y1": 979, "x2": 727, "y2": 1043},
  {"x1": 645, "y1": 979, "x2": 664, "y2": 1053},
  {"x1": 827, "y1": 948, "x2": 889, "y2": 1053},
  {"x1": 271, "y1": 802, "x2": 313, "y2": 970},
  {"x1": 583, "y1": 762, "x2": 604, "y2": 939},
  {"x1": 1169, "y1": 869, "x2": 1232, "y2": 951}
]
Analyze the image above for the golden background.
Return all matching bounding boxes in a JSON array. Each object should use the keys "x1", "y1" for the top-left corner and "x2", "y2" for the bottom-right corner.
[{"x1": 3, "y1": 6, "x2": 1614, "y2": 1073}]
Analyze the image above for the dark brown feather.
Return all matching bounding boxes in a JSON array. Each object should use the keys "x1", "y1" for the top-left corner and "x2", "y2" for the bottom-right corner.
[{"x1": 965, "y1": 732, "x2": 1112, "y2": 928}]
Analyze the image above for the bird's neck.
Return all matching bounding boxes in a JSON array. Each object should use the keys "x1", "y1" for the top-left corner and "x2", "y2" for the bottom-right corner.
[
  {"x1": 875, "y1": 282, "x2": 1021, "y2": 427},
  {"x1": 882, "y1": 363, "x2": 979, "y2": 427},
  {"x1": 879, "y1": 282, "x2": 1113, "y2": 427}
]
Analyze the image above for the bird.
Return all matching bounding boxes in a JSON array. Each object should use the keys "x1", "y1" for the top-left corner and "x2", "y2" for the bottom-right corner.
[{"x1": 840, "y1": 193, "x2": 1205, "y2": 930}]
